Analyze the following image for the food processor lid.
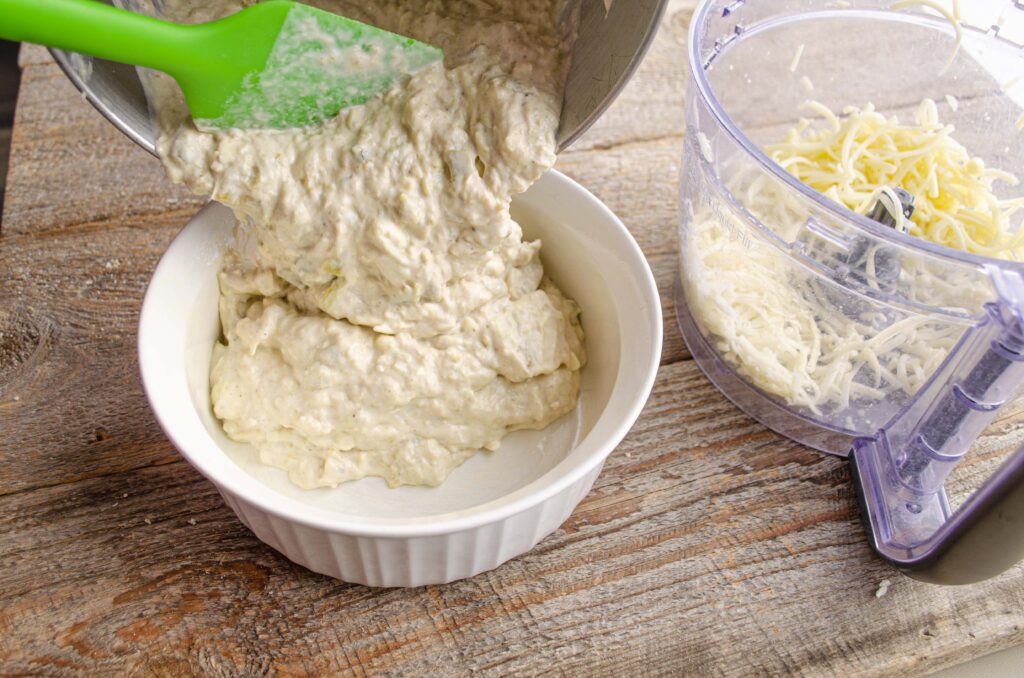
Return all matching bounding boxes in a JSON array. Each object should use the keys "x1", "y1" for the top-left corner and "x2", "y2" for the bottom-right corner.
[{"x1": 687, "y1": 0, "x2": 1024, "y2": 274}]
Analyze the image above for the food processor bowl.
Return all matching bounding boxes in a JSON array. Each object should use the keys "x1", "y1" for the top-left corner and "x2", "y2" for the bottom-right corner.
[{"x1": 678, "y1": 0, "x2": 1024, "y2": 583}]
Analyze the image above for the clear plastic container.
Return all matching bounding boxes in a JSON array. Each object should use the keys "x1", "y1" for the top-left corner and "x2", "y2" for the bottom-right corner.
[{"x1": 677, "y1": 0, "x2": 1024, "y2": 582}]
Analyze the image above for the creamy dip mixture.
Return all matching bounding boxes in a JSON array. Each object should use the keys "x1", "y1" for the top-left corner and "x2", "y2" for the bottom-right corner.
[{"x1": 134, "y1": 0, "x2": 586, "y2": 488}]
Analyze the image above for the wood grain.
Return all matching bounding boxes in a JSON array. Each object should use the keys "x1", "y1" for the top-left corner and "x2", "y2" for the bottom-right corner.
[
  {"x1": 2, "y1": 2, "x2": 1023, "y2": 675},
  {"x1": 1, "y1": 57, "x2": 201, "y2": 237},
  {"x1": 2, "y1": 359, "x2": 1022, "y2": 676},
  {"x1": 0, "y1": 125, "x2": 10, "y2": 214}
]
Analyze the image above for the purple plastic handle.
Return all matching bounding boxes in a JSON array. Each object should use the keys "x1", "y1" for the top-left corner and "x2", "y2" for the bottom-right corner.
[
  {"x1": 851, "y1": 267, "x2": 1024, "y2": 584},
  {"x1": 852, "y1": 440, "x2": 1024, "y2": 584}
]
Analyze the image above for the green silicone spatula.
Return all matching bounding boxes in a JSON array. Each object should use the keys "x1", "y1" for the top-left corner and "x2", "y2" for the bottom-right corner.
[{"x1": 0, "y1": 0, "x2": 443, "y2": 130}]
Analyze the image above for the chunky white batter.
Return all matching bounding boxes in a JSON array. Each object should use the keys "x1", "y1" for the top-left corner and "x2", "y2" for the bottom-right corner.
[{"x1": 141, "y1": 1, "x2": 585, "y2": 488}]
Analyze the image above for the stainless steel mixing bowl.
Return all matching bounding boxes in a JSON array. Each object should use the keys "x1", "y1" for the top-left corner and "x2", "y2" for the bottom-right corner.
[{"x1": 49, "y1": 0, "x2": 669, "y2": 154}]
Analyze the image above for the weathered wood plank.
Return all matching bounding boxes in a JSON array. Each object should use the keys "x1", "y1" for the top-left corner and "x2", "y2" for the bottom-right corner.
[
  {"x1": 1, "y1": 359, "x2": 1021, "y2": 676},
  {"x1": 16, "y1": 43, "x2": 51, "y2": 69},
  {"x1": 0, "y1": 211, "x2": 197, "y2": 496},
  {"x1": 2, "y1": 59, "x2": 201, "y2": 237},
  {"x1": 0, "y1": 125, "x2": 11, "y2": 214}
]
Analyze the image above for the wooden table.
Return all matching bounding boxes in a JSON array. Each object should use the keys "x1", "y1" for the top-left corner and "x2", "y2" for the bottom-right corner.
[{"x1": 2, "y1": 3, "x2": 1023, "y2": 674}]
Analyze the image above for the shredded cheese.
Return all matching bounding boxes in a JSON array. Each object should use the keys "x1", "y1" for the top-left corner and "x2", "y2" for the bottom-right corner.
[
  {"x1": 684, "y1": 99, "x2": 1021, "y2": 414},
  {"x1": 799, "y1": 75, "x2": 814, "y2": 92},
  {"x1": 685, "y1": 213, "x2": 959, "y2": 413},
  {"x1": 697, "y1": 131, "x2": 714, "y2": 163},
  {"x1": 944, "y1": 94, "x2": 958, "y2": 112},
  {"x1": 789, "y1": 43, "x2": 805, "y2": 73},
  {"x1": 890, "y1": 0, "x2": 962, "y2": 71},
  {"x1": 875, "y1": 579, "x2": 892, "y2": 598},
  {"x1": 765, "y1": 100, "x2": 1024, "y2": 260}
]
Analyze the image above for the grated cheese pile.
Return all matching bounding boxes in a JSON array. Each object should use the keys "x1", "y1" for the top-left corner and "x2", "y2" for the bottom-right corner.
[
  {"x1": 766, "y1": 99, "x2": 1024, "y2": 260},
  {"x1": 684, "y1": 99, "x2": 1022, "y2": 418},
  {"x1": 686, "y1": 213, "x2": 957, "y2": 414}
]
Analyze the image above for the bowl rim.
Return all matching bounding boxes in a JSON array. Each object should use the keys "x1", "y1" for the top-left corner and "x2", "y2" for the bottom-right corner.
[{"x1": 138, "y1": 169, "x2": 663, "y2": 538}]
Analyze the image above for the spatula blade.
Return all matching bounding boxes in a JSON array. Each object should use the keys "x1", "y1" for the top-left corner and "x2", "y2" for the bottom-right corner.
[{"x1": 195, "y1": 3, "x2": 442, "y2": 130}]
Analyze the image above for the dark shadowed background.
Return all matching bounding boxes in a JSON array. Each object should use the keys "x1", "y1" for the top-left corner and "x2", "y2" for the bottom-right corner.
[{"x1": 0, "y1": 40, "x2": 21, "y2": 218}]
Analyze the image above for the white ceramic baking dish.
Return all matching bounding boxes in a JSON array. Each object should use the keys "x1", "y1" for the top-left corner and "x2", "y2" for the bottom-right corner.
[{"x1": 138, "y1": 169, "x2": 662, "y2": 587}]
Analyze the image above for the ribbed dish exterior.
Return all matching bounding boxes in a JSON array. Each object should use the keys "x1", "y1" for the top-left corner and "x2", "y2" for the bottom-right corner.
[{"x1": 215, "y1": 464, "x2": 603, "y2": 587}]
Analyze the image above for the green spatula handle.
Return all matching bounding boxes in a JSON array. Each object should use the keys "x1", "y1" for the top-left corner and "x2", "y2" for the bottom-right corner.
[
  {"x1": 1, "y1": 0, "x2": 441, "y2": 129},
  {"x1": 0, "y1": 0, "x2": 217, "y2": 80}
]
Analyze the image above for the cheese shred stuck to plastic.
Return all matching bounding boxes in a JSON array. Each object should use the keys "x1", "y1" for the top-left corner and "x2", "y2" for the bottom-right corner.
[
  {"x1": 789, "y1": 43, "x2": 805, "y2": 73},
  {"x1": 890, "y1": 0, "x2": 962, "y2": 71}
]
